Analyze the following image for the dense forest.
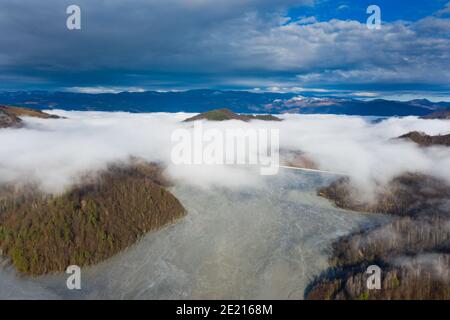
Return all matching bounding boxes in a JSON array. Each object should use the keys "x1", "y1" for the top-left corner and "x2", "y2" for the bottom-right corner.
[
  {"x1": 0, "y1": 161, "x2": 186, "y2": 276},
  {"x1": 307, "y1": 173, "x2": 450, "y2": 300},
  {"x1": 183, "y1": 108, "x2": 282, "y2": 122}
]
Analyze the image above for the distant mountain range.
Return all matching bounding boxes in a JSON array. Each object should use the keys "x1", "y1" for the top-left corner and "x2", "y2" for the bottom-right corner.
[
  {"x1": 263, "y1": 96, "x2": 450, "y2": 117},
  {"x1": 0, "y1": 90, "x2": 449, "y2": 117}
]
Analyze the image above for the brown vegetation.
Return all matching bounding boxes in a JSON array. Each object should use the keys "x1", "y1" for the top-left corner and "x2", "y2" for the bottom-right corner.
[
  {"x1": 317, "y1": 173, "x2": 450, "y2": 216},
  {"x1": 307, "y1": 254, "x2": 450, "y2": 300},
  {"x1": 280, "y1": 150, "x2": 318, "y2": 170},
  {"x1": 307, "y1": 173, "x2": 450, "y2": 300},
  {"x1": 0, "y1": 105, "x2": 60, "y2": 119},
  {"x1": 398, "y1": 131, "x2": 450, "y2": 147},
  {"x1": 421, "y1": 108, "x2": 450, "y2": 120},
  {"x1": 0, "y1": 161, "x2": 186, "y2": 276},
  {"x1": 328, "y1": 215, "x2": 450, "y2": 268},
  {"x1": 183, "y1": 108, "x2": 282, "y2": 122},
  {"x1": 0, "y1": 105, "x2": 62, "y2": 129},
  {"x1": 0, "y1": 109, "x2": 23, "y2": 128}
]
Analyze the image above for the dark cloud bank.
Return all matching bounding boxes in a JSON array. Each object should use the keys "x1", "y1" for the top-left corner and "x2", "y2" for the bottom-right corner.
[{"x1": 0, "y1": 0, "x2": 449, "y2": 94}]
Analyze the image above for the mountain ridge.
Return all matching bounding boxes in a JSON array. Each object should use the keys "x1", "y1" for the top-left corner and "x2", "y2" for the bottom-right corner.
[
  {"x1": 183, "y1": 108, "x2": 282, "y2": 122},
  {"x1": 1, "y1": 90, "x2": 449, "y2": 117}
]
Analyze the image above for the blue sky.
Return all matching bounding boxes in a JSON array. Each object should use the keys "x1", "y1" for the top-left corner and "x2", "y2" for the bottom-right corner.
[
  {"x1": 289, "y1": 0, "x2": 447, "y2": 23},
  {"x1": 0, "y1": 0, "x2": 449, "y2": 100}
]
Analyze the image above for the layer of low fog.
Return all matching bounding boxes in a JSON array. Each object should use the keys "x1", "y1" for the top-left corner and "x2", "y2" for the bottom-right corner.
[
  {"x1": 0, "y1": 169, "x2": 390, "y2": 299},
  {"x1": 1, "y1": 111, "x2": 449, "y2": 196},
  {"x1": 1, "y1": 111, "x2": 449, "y2": 299}
]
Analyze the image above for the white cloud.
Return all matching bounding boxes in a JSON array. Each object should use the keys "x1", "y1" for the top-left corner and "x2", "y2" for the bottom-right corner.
[
  {"x1": 67, "y1": 87, "x2": 146, "y2": 94},
  {"x1": 337, "y1": 5, "x2": 349, "y2": 11},
  {"x1": 265, "y1": 86, "x2": 330, "y2": 93},
  {"x1": 1, "y1": 111, "x2": 450, "y2": 198},
  {"x1": 351, "y1": 92, "x2": 379, "y2": 98},
  {"x1": 297, "y1": 16, "x2": 318, "y2": 25},
  {"x1": 436, "y1": 2, "x2": 450, "y2": 16},
  {"x1": 0, "y1": 1, "x2": 449, "y2": 89}
]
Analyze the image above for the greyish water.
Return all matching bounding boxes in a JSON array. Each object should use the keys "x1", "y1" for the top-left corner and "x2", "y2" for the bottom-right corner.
[{"x1": 0, "y1": 169, "x2": 388, "y2": 299}]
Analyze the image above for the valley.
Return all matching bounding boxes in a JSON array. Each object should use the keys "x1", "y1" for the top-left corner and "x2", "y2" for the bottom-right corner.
[{"x1": 0, "y1": 108, "x2": 449, "y2": 299}]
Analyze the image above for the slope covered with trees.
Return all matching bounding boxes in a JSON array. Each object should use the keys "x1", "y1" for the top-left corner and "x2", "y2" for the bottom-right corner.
[
  {"x1": 0, "y1": 162, "x2": 186, "y2": 276},
  {"x1": 183, "y1": 108, "x2": 282, "y2": 122},
  {"x1": 307, "y1": 173, "x2": 450, "y2": 300}
]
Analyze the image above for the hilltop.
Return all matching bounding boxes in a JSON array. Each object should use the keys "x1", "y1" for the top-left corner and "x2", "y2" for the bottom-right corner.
[
  {"x1": 0, "y1": 161, "x2": 186, "y2": 276},
  {"x1": 421, "y1": 107, "x2": 450, "y2": 120},
  {"x1": 0, "y1": 109, "x2": 22, "y2": 128},
  {"x1": 183, "y1": 108, "x2": 282, "y2": 122},
  {"x1": 397, "y1": 131, "x2": 450, "y2": 147},
  {"x1": 0, "y1": 105, "x2": 61, "y2": 129}
]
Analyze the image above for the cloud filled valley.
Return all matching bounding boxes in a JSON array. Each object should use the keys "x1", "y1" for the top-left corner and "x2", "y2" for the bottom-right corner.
[
  {"x1": 0, "y1": 110, "x2": 449, "y2": 299},
  {"x1": 1, "y1": 0, "x2": 450, "y2": 302},
  {"x1": 1, "y1": 111, "x2": 449, "y2": 196}
]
